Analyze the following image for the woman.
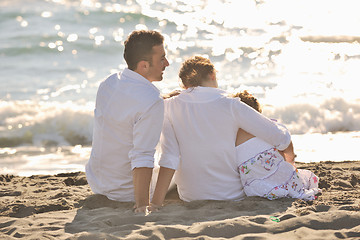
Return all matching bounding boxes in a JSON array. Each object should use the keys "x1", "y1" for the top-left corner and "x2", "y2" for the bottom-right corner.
[{"x1": 150, "y1": 56, "x2": 291, "y2": 209}]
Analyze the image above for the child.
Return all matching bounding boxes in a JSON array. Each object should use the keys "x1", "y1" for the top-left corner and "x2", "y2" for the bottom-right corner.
[{"x1": 234, "y1": 91, "x2": 320, "y2": 200}]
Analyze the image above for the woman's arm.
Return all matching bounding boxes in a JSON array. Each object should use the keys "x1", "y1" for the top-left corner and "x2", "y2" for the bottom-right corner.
[
  {"x1": 232, "y1": 99, "x2": 291, "y2": 151},
  {"x1": 150, "y1": 167, "x2": 175, "y2": 210},
  {"x1": 151, "y1": 101, "x2": 180, "y2": 210}
]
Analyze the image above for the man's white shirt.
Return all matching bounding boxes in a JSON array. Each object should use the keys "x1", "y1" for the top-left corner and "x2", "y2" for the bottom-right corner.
[{"x1": 86, "y1": 68, "x2": 164, "y2": 201}]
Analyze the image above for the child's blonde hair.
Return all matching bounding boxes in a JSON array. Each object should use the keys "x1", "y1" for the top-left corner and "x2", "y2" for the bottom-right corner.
[{"x1": 232, "y1": 90, "x2": 262, "y2": 113}]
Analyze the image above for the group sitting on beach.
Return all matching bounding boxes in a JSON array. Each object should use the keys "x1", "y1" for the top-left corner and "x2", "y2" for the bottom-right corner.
[{"x1": 85, "y1": 29, "x2": 320, "y2": 214}]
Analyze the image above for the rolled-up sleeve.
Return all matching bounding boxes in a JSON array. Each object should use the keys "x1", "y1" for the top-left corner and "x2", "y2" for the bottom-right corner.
[
  {"x1": 129, "y1": 99, "x2": 164, "y2": 170},
  {"x1": 232, "y1": 99, "x2": 291, "y2": 150},
  {"x1": 158, "y1": 105, "x2": 180, "y2": 170}
]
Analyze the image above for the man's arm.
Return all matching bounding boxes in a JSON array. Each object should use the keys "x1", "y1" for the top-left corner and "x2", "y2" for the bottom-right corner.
[
  {"x1": 150, "y1": 167, "x2": 175, "y2": 211},
  {"x1": 129, "y1": 99, "x2": 164, "y2": 213},
  {"x1": 132, "y1": 167, "x2": 153, "y2": 212}
]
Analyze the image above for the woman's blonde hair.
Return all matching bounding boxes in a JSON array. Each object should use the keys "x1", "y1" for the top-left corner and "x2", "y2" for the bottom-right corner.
[{"x1": 179, "y1": 56, "x2": 215, "y2": 88}]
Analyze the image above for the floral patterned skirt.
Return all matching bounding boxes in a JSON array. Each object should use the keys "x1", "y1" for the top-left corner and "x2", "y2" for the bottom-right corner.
[{"x1": 237, "y1": 138, "x2": 320, "y2": 200}]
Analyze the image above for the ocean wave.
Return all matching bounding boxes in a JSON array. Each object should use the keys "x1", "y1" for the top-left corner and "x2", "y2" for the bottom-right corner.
[
  {"x1": 0, "y1": 100, "x2": 94, "y2": 147},
  {"x1": 1, "y1": 97, "x2": 359, "y2": 147},
  {"x1": 301, "y1": 35, "x2": 360, "y2": 43},
  {"x1": 263, "y1": 98, "x2": 360, "y2": 134}
]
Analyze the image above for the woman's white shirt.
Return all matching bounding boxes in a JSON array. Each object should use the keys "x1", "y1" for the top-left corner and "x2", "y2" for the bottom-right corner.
[{"x1": 159, "y1": 87, "x2": 291, "y2": 202}]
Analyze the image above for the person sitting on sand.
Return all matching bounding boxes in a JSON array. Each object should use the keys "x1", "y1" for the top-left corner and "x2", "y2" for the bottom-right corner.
[
  {"x1": 85, "y1": 30, "x2": 169, "y2": 213},
  {"x1": 234, "y1": 90, "x2": 320, "y2": 200},
  {"x1": 150, "y1": 56, "x2": 291, "y2": 209}
]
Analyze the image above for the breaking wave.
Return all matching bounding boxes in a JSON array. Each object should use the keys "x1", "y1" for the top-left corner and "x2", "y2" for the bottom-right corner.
[{"x1": 1, "y1": 97, "x2": 360, "y2": 147}]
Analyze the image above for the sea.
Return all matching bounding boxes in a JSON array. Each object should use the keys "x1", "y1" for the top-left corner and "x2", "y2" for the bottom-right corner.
[{"x1": 1, "y1": 0, "x2": 360, "y2": 176}]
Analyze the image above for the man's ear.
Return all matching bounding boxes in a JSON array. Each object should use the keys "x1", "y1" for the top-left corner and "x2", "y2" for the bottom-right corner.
[
  {"x1": 134, "y1": 60, "x2": 151, "y2": 79},
  {"x1": 137, "y1": 60, "x2": 150, "y2": 71}
]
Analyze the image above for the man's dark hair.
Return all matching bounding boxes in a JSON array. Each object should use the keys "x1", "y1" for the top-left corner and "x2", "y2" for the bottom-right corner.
[{"x1": 123, "y1": 30, "x2": 164, "y2": 70}]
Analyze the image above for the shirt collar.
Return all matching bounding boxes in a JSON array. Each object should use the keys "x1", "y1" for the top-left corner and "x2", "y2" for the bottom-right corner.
[
  {"x1": 176, "y1": 86, "x2": 227, "y2": 103},
  {"x1": 120, "y1": 68, "x2": 160, "y2": 93}
]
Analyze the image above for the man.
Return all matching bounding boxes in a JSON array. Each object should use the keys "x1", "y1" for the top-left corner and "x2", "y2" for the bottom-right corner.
[{"x1": 85, "y1": 30, "x2": 169, "y2": 213}]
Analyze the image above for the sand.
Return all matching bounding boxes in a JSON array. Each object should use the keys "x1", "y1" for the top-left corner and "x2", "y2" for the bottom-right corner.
[{"x1": 1, "y1": 161, "x2": 359, "y2": 240}]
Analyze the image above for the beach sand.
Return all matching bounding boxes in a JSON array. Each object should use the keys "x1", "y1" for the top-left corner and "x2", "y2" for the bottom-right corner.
[{"x1": 1, "y1": 161, "x2": 359, "y2": 239}]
